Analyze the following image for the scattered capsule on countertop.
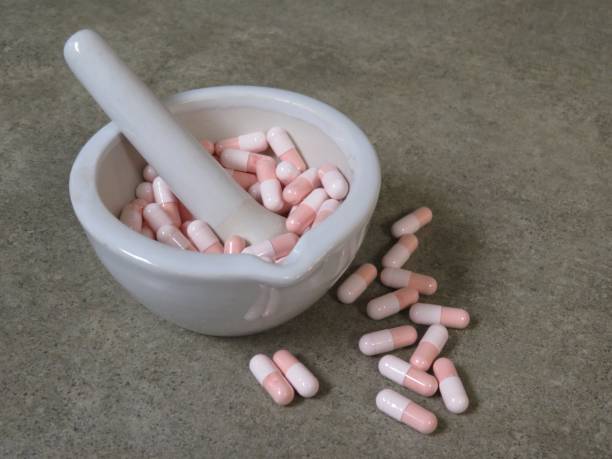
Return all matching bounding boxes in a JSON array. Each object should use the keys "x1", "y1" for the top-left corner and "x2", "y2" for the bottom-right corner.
[
  {"x1": 242, "y1": 233, "x2": 299, "y2": 261},
  {"x1": 143, "y1": 203, "x2": 173, "y2": 232},
  {"x1": 200, "y1": 138, "x2": 215, "y2": 155},
  {"x1": 249, "y1": 354, "x2": 294, "y2": 406},
  {"x1": 256, "y1": 157, "x2": 283, "y2": 212},
  {"x1": 215, "y1": 131, "x2": 268, "y2": 154},
  {"x1": 358, "y1": 325, "x2": 417, "y2": 356},
  {"x1": 135, "y1": 182, "x2": 154, "y2": 203},
  {"x1": 282, "y1": 168, "x2": 320, "y2": 205},
  {"x1": 186, "y1": 220, "x2": 223, "y2": 254},
  {"x1": 266, "y1": 126, "x2": 306, "y2": 172},
  {"x1": 248, "y1": 181, "x2": 262, "y2": 203},
  {"x1": 391, "y1": 207, "x2": 432, "y2": 237},
  {"x1": 286, "y1": 188, "x2": 328, "y2": 234},
  {"x1": 219, "y1": 149, "x2": 267, "y2": 173},
  {"x1": 119, "y1": 200, "x2": 144, "y2": 232},
  {"x1": 380, "y1": 268, "x2": 437, "y2": 295},
  {"x1": 336, "y1": 263, "x2": 377, "y2": 304},
  {"x1": 318, "y1": 163, "x2": 348, "y2": 200},
  {"x1": 382, "y1": 234, "x2": 418, "y2": 268},
  {"x1": 142, "y1": 164, "x2": 158, "y2": 182},
  {"x1": 273, "y1": 350, "x2": 319, "y2": 398},
  {"x1": 433, "y1": 358, "x2": 469, "y2": 414},
  {"x1": 152, "y1": 177, "x2": 181, "y2": 227},
  {"x1": 224, "y1": 168, "x2": 258, "y2": 190},
  {"x1": 376, "y1": 389, "x2": 437, "y2": 434},
  {"x1": 224, "y1": 235, "x2": 246, "y2": 254},
  {"x1": 367, "y1": 288, "x2": 419, "y2": 320},
  {"x1": 378, "y1": 355, "x2": 438, "y2": 397},
  {"x1": 157, "y1": 225, "x2": 196, "y2": 251},
  {"x1": 276, "y1": 161, "x2": 300, "y2": 186},
  {"x1": 312, "y1": 199, "x2": 339, "y2": 228},
  {"x1": 410, "y1": 324, "x2": 448, "y2": 371},
  {"x1": 409, "y1": 303, "x2": 470, "y2": 329}
]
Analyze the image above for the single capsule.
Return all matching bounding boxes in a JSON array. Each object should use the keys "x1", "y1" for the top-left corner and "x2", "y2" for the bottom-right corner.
[
  {"x1": 367, "y1": 288, "x2": 419, "y2": 320},
  {"x1": 391, "y1": 207, "x2": 432, "y2": 237},
  {"x1": 433, "y1": 358, "x2": 469, "y2": 414},
  {"x1": 282, "y1": 168, "x2": 320, "y2": 205},
  {"x1": 410, "y1": 324, "x2": 448, "y2": 371},
  {"x1": 177, "y1": 201, "x2": 194, "y2": 222},
  {"x1": 242, "y1": 233, "x2": 298, "y2": 261},
  {"x1": 336, "y1": 263, "x2": 377, "y2": 304},
  {"x1": 256, "y1": 158, "x2": 283, "y2": 212},
  {"x1": 409, "y1": 303, "x2": 470, "y2": 329},
  {"x1": 266, "y1": 127, "x2": 307, "y2": 172},
  {"x1": 142, "y1": 164, "x2": 158, "y2": 182},
  {"x1": 380, "y1": 268, "x2": 437, "y2": 295},
  {"x1": 119, "y1": 200, "x2": 143, "y2": 232},
  {"x1": 248, "y1": 182, "x2": 262, "y2": 203},
  {"x1": 200, "y1": 138, "x2": 215, "y2": 155},
  {"x1": 156, "y1": 225, "x2": 196, "y2": 251},
  {"x1": 318, "y1": 163, "x2": 349, "y2": 200},
  {"x1": 276, "y1": 161, "x2": 300, "y2": 186},
  {"x1": 143, "y1": 203, "x2": 173, "y2": 232},
  {"x1": 224, "y1": 235, "x2": 246, "y2": 254},
  {"x1": 215, "y1": 131, "x2": 268, "y2": 154},
  {"x1": 358, "y1": 325, "x2": 417, "y2": 356},
  {"x1": 141, "y1": 222, "x2": 155, "y2": 239},
  {"x1": 186, "y1": 220, "x2": 223, "y2": 254},
  {"x1": 286, "y1": 188, "x2": 328, "y2": 234},
  {"x1": 379, "y1": 355, "x2": 438, "y2": 397},
  {"x1": 312, "y1": 199, "x2": 340, "y2": 228},
  {"x1": 273, "y1": 350, "x2": 319, "y2": 398},
  {"x1": 135, "y1": 182, "x2": 154, "y2": 203},
  {"x1": 219, "y1": 148, "x2": 268, "y2": 173},
  {"x1": 376, "y1": 389, "x2": 437, "y2": 434},
  {"x1": 224, "y1": 168, "x2": 258, "y2": 190},
  {"x1": 152, "y1": 177, "x2": 181, "y2": 227},
  {"x1": 381, "y1": 234, "x2": 418, "y2": 268},
  {"x1": 249, "y1": 354, "x2": 294, "y2": 406}
]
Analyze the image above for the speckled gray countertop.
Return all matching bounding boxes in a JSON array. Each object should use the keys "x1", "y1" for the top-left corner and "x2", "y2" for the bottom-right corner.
[{"x1": 1, "y1": 1, "x2": 610, "y2": 457}]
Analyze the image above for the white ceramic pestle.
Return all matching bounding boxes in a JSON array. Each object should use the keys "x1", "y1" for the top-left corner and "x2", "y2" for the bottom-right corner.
[{"x1": 63, "y1": 29, "x2": 285, "y2": 244}]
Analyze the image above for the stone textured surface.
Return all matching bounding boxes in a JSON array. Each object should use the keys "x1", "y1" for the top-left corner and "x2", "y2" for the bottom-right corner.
[{"x1": 1, "y1": 0, "x2": 611, "y2": 457}]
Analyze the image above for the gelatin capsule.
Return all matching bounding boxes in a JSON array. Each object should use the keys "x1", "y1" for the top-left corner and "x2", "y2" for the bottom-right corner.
[
  {"x1": 366, "y1": 288, "x2": 419, "y2": 320},
  {"x1": 219, "y1": 148, "x2": 267, "y2": 173},
  {"x1": 410, "y1": 324, "x2": 448, "y2": 371},
  {"x1": 318, "y1": 163, "x2": 348, "y2": 200},
  {"x1": 378, "y1": 355, "x2": 438, "y2": 397},
  {"x1": 312, "y1": 199, "x2": 340, "y2": 228},
  {"x1": 256, "y1": 157, "x2": 283, "y2": 212},
  {"x1": 224, "y1": 235, "x2": 246, "y2": 254},
  {"x1": 391, "y1": 207, "x2": 432, "y2": 237},
  {"x1": 275, "y1": 160, "x2": 300, "y2": 186},
  {"x1": 142, "y1": 164, "x2": 158, "y2": 182},
  {"x1": 249, "y1": 354, "x2": 294, "y2": 406},
  {"x1": 286, "y1": 188, "x2": 328, "y2": 234},
  {"x1": 380, "y1": 268, "x2": 437, "y2": 295},
  {"x1": 336, "y1": 263, "x2": 377, "y2": 304},
  {"x1": 119, "y1": 200, "x2": 143, "y2": 232},
  {"x1": 409, "y1": 303, "x2": 470, "y2": 329},
  {"x1": 157, "y1": 225, "x2": 196, "y2": 251},
  {"x1": 282, "y1": 168, "x2": 320, "y2": 205},
  {"x1": 381, "y1": 234, "x2": 418, "y2": 268},
  {"x1": 376, "y1": 389, "x2": 437, "y2": 434},
  {"x1": 358, "y1": 325, "x2": 417, "y2": 356},
  {"x1": 135, "y1": 182, "x2": 154, "y2": 203},
  {"x1": 143, "y1": 203, "x2": 173, "y2": 232},
  {"x1": 215, "y1": 131, "x2": 268, "y2": 154},
  {"x1": 266, "y1": 127, "x2": 306, "y2": 171},
  {"x1": 186, "y1": 220, "x2": 223, "y2": 254},
  {"x1": 242, "y1": 233, "x2": 298, "y2": 261},
  {"x1": 152, "y1": 177, "x2": 181, "y2": 227},
  {"x1": 433, "y1": 358, "x2": 469, "y2": 414},
  {"x1": 273, "y1": 350, "x2": 319, "y2": 398}
]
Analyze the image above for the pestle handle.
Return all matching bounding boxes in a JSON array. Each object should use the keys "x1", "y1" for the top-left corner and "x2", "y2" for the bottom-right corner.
[{"x1": 64, "y1": 29, "x2": 285, "y2": 243}]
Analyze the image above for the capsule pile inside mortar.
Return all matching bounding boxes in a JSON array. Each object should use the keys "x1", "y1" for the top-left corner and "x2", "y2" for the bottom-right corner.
[{"x1": 118, "y1": 126, "x2": 349, "y2": 262}]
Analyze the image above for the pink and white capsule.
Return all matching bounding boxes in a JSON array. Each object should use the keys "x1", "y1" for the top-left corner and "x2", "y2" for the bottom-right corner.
[
  {"x1": 391, "y1": 207, "x2": 433, "y2": 237},
  {"x1": 337, "y1": 263, "x2": 377, "y2": 304},
  {"x1": 286, "y1": 188, "x2": 328, "y2": 234},
  {"x1": 143, "y1": 203, "x2": 173, "y2": 232},
  {"x1": 410, "y1": 324, "x2": 448, "y2": 371},
  {"x1": 157, "y1": 225, "x2": 196, "y2": 251},
  {"x1": 275, "y1": 160, "x2": 300, "y2": 186},
  {"x1": 242, "y1": 233, "x2": 298, "y2": 261},
  {"x1": 382, "y1": 234, "x2": 418, "y2": 268},
  {"x1": 433, "y1": 358, "x2": 469, "y2": 414},
  {"x1": 152, "y1": 177, "x2": 181, "y2": 227},
  {"x1": 119, "y1": 200, "x2": 143, "y2": 232},
  {"x1": 318, "y1": 163, "x2": 348, "y2": 200},
  {"x1": 358, "y1": 325, "x2": 417, "y2": 356},
  {"x1": 215, "y1": 131, "x2": 268, "y2": 154},
  {"x1": 224, "y1": 235, "x2": 246, "y2": 254},
  {"x1": 273, "y1": 350, "x2": 319, "y2": 398},
  {"x1": 367, "y1": 288, "x2": 419, "y2": 320},
  {"x1": 186, "y1": 220, "x2": 223, "y2": 254},
  {"x1": 282, "y1": 168, "x2": 320, "y2": 205},
  {"x1": 380, "y1": 268, "x2": 438, "y2": 295},
  {"x1": 200, "y1": 138, "x2": 215, "y2": 155},
  {"x1": 249, "y1": 354, "x2": 294, "y2": 406},
  {"x1": 135, "y1": 182, "x2": 154, "y2": 203},
  {"x1": 266, "y1": 127, "x2": 306, "y2": 171},
  {"x1": 224, "y1": 168, "x2": 257, "y2": 190},
  {"x1": 379, "y1": 355, "x2": 438, "y2": 397},
  {"x1": 312, "y1": 199, "x2": 340, "y2": 228},
  {"x1": 219, "y1": 149, "x2": 267, "y2": 173},
  {"x1": 142, "y1": 164, "x2": 157, "y2": 182},
  {"x1": 247, "y1": 182, "x2": 262, "y2": 203},
  {"x1": 376, "y1": 389, "x2": 437, "y2": 434},
  {"x1": 409, "y1": 303, "x2": 470, "y2": 329},
  {"x1": 256, "y1": 158, "x2": 283, "y2": 212}
]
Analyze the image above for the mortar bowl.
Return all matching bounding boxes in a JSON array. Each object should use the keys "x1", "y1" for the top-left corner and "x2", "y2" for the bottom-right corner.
[{"x1": 69, "y1": 86, "x2": 380, "y2": 336}]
